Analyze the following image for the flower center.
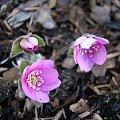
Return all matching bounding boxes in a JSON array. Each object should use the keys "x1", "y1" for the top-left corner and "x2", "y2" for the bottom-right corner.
[
  {"x1": 77, "y1": 43, "x2": 99, "y2": 58},
  {"x1": 27, "y1": 70, "x2": 44, "y2": 91}
]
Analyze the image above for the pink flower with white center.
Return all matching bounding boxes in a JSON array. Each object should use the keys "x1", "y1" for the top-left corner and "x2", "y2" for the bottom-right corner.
[
  {"x1": 21, "y1": 60, "x2": 61, "y2": 103},
  {"x1": 74, "y1": 34, "x2": 109, "y2": 72},
  {"x1": 20, "y1": 37, "x2": 38, "y2": 52}
]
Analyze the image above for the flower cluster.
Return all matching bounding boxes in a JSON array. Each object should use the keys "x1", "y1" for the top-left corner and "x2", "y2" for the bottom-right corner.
[{"x1": 11, "y1": 33, "x2": 109, "y2": 104}]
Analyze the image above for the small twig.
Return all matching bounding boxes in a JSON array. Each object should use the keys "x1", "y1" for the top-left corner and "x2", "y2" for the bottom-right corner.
[
  {"x1": 0, "y1": 51, "x2": 23, "y2": 65},
  {"x1": 112, "y1": 77, "x2": 119, "y2": 86},
  {"x1": 35, "y1": 106, "x2": 39, "y2": 120},
  {"x1": 0, "y1": 40, "x2": 14, "y2": 45},
  {"x1": 40, "y1": 117, "x2": 54, "y2": 120},
  {"x1": 53, "y1": 110, "x2": 63, "y2": 120},
  {"x1": 4, "y1": 19, "x2": 12, "y2": 31},
  {"x1": 23, "y1": 7, "x2": 39, "y2": 11},
  {"x1": 95, "y1": 84, "x2": 111, "y2": 89},
  {"x1": 62, "y1": 108, "x2": 67, "y2": 119},
  {"x1": 107, "y1": 52, "x2": 120, "y2": 60}
]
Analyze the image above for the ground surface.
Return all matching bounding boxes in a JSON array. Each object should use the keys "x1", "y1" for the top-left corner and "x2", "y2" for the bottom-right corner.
[{"x1": 0, "y1": 0, "x2": 120, "y2": 120}]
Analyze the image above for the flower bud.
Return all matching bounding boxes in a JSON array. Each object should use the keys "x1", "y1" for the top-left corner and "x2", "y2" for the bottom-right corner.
[{"x1": 20, "y1": 37, "x2": 38, "y2": 52}]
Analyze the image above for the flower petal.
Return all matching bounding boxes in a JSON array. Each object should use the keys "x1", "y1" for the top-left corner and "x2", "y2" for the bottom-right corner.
[
  {"x1": 22, "y1": 66, "x2": 36, "y2": 100},
  {"x1": 90, "y1": 44, "x2": 107, "y2": 65},
  {"x1": 81, "y1": 38, "x2": 97, "y2": 49},
  {"x1": 40, "y1": 79, "x2": 61, "y2": 92},
  {"x1": 35, "y1": 91, "x2": 49, "y2": 103},
  {"x1": 94, "y1": 36, "x2": 109, "y2": 45},
  {"x1": 74, "y1": 47, "x2": 78, "y2": 64},
  {"x1": 74, "y1": 36, "x2": 87, "y2": 46},
  {"x1": 28, "y1": 42, "x2": 34, "y2": 48},
  {"x1": 40, "y1": 67, "x2": 58, "y2": 84},
  {"x1": 20, "y1": 39, "x2": 29, "y2": 49},
  {"x1": 77, "y1": 53, "x2": 94, "y2": 72},
  {"x1": 27, "y1": 37, "x2": 38, "y2": 46},
  {"x1": 27, "y1": 60, "x2": 54, "y2": 73}
]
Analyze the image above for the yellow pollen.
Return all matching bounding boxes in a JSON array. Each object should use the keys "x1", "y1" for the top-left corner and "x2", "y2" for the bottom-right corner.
[{"x1": 27, "y1": 70, "x2": 44, "y2": 90}]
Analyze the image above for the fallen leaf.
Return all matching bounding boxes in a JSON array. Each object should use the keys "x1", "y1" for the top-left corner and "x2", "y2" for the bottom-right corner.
[
  {"x1": 79, "y1": 111, "x2": 91, "y2": 118},
  {"x1": 3, "y1": 67, "x2": 19, "y2": 82},
  {"x1": 112, "y1": 0, "x2": 120, "y2": 8},
  {"x1": 51, "y1": 98, "x2": 60, "y2": 107},
  {"x1": 93, "y1": 113, "x2": 103, "y2": 120},
  {"x1": 62, "y1": 57, "x2": 76, "y2": 69},
  {"x1": 115, "y1": 75, "x2": 120, "y2": 86},
  {"x1": 6, "y1": 0, "x2": 46, "y2": 28},
  {"x1": 49, "y1": 0, "x2": 57, "y2": 9},
  {"x1": 33, "y1": 4, "x2": 56, "y2": 29},
  {"x1": 92, "y1": 64, "x2": 107, "y2": 77},
  {"x1": 91, "y1": 5, "x2": 111, "y2": 24},
  {"x1": 70, "y1": 98, "x2": 90, "y2": 113},
  {"x1": 92, "y1": 58, "x2": 116, "y2": 77},
  {"x1": 7, "y1": 11, "x2": 34, "y2": 28},
  {"x1": 68, "y1": 5, "x2": 88, "y2": 34}
]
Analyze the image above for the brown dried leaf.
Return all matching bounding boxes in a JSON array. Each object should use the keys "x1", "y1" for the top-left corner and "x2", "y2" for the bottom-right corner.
[
  {"x1": 6, "y1": 0, "x2": 46, "y2": 28},
  {"x1": 112, "y1": 0, "x2": 120, "y2": 8},
  {"x1": 69, "y1": 98, "x2": 90, "y2": 113},
  {"x1": 115, "y1": 75, "x2": 120, "y2": 86},
  {"x1": 93, "y1": 113, "x2": 103, "y2": 120},
  {"x1": 92, "y1": 64, "x2": 107, "y2": 77},
  {"x1": 33, "y1": 4, "x2": 56, "y2": 29},
  {"x1": 51, "y1": 98, "x2": 60, "y2": 107},
  {"x1": 19, "y1": 0, "x2": 46, "y2": 9},
  {"x1": 92, "y1": 58, "x2": 116, "y2": 77},
  {"x1": 68, "y1": 5, "x2": 88, "y2": 34},
  {"x1": 91, "y1": 5, "x2": 111, "y2": 24},
  {"x1": 79, "y1": 111, "x2": 91, "y2": 118},
  {"x1": 3, "y1": 67, "x2": 19, "y2": 82},
  {"x1": 62, "y1": 57, "x2": 76, "y2": 69},
  {"x1": 49, "y1": 0, "x2": 57, "y2": 9}
]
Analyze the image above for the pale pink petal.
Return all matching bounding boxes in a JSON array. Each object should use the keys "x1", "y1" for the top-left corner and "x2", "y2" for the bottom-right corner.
[
  {"x1": 28, "y1": 42, "x2": 34, "y2": 48},
  {"x1": 21, "y1": 66, "x2": 36, "y2": 100},
  {"x1": 40, "y1": 79, "x2": 61, "y2": 92},
  {"x1": 35, "y1": 91, "x2": 49, "y2": 103},
  {"x1": 74, "y1": 36, "x2": 87, "y2": 46},
  {"x1": 27, "y1": 60, "x2": 54, "y2": 73},
  {"x1": 74, "y1": 47, "x2": 78, "y2": 64},
  {"x1": 81, "y1": 38, "x2": 97, "y2": 49},
  {"x1": 94, "y1": 36, "x2": 109, "y2": 45},
  {"x1": 77, "y1": 53, "x2": 94, "y2": 72},
  {"x1": 90, "y1": 44, "x2": 107, "y2": 65},
  {"x1": 40, "y1": 67, "x2": 58, "y2": 84},
  {"x1": 20, "y1": 39, "x2": 29, "y2": 49},
  {"x1": 27, "y1": 37, "x2": 38, "y2": 46}
]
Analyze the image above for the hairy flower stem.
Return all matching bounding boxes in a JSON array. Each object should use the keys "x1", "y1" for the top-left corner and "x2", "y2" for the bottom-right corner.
[{"x1": 35, "y1": 105, "x2": 39, "y2": 120}]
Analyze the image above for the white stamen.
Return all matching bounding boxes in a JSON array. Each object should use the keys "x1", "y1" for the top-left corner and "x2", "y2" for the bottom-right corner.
[
  {"x1": 89, "y1": 54, "x2": 93, "y2": 57},
  {"x1": 36, "y1": 87, "x2": 40, "y2": 91},
  {"x1": 36, "y1": 70, "x2": 39, "y2": 75},
  {"x1": 96, "y1": 45, "x2": 99, "y2": 48},
  {"x1": 84, "y1": 49, "x2": 87, "y2": 53},
  {"x1": 76, "y1": 46, "x2": 79, "y2": 49},
  {"x1": 39, "y1": 70, "x2": 42, "y2": 74},
  {"x1": 37, "y1": 82, "x2": 41, "y2": 86},
  {"x1": 89, "y1": 49, "x2": 93, "y2": 53},
  {"x1": 81, "y1": 52, "x2": 84, "y2": 55}
]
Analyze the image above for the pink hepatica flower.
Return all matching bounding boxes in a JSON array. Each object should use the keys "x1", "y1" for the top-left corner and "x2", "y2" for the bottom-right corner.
[
  {"x1": 20, "y1": 37, "x2": 38, "y2": 52},
  {"x1": 74, "y1": 34, "x2": 109, "y2": 72},
  {"x1": 21, "y1": 60, "x2": 61, "y2": 103}
]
